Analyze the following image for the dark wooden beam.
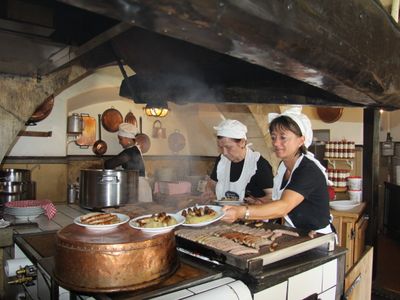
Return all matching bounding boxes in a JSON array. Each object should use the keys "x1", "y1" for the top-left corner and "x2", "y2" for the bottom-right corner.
[{"x1": 363, "y1": 108, "x2": 380, "y2": 278}]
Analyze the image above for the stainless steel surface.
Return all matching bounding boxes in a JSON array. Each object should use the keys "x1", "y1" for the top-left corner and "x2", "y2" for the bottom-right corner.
[
  {"x1": 176, "y1": 223, "x2": 337, "y2": 273},
  {"x1": 66, "y1": 113, "x2": 83, "y2": 135},
  {"x1": 79, "y1": 169, "x2": 138, "y2": 209},
  {"x1": 0, "y1": 169, "x2": 31, "y2": 182},
  {"x1": 0, "y1": 181, "x2": 23, "y2": 193}
]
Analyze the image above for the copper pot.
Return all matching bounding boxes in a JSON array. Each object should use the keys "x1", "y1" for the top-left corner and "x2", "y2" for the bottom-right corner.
[
  {"x1": 101, "y1": 107, "x2": 123, "y2": 132},
  {"x1": 54, "y1": 223, "x2": 178, "y2": 292}
]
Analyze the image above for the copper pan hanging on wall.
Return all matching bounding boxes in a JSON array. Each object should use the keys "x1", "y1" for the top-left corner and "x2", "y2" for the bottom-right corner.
[
  {"x1": 26, "y1": 94, "x2": 54, "y2": 125},
  {"x1": 124, "y1": 110, "x2": 137, "y2": 127},
  {"x1": 101, "y1": 107, "x2": 123, "y2": 132},
  {"x1": 135, "y1": 117, "x2": 151, "y2": 153},
  {"x1": 316, "y1": 107, "x2": 344, "y2": 123}
]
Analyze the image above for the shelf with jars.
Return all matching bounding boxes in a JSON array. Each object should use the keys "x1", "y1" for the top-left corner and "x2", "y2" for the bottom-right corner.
[
  {"x1": 327, "y1": 168, "x2": 351, "y2": 192},
  {"x1": 324, "y1": 140, "x2": 355, "y2": 192},
  {"x1": 324, "y1": 141, "x2": 355, "y2": 160}
]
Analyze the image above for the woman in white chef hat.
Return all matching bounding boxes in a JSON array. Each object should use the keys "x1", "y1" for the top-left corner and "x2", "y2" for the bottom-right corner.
[
  {"x1": 222, "y1": 106, "x2": 334, "y2": 234},
  {"x1": 202, "y1": 119, "x2": 274, "y2": 204},
  {"x1": 104, "y1": 122, "x2": 152, "y2": 202}
]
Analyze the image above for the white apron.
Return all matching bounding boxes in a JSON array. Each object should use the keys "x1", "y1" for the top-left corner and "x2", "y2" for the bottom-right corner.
[
  {"x1": 215, "y1": 148, "x2": 260, "y2": 201},
  {"x1": 134, "y1": 144, "x2": 153, "y2": 203},
  {"x1": 272, "y1": 154, "x2": 333, "y2": 234},
  {"x1": 138, "y1": 177, "x2": 153, "y2": 202}
]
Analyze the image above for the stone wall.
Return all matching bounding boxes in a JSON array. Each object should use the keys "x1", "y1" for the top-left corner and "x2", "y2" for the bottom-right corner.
[{"x1": 0, "y1": 64, "x2": 88, "y2": 162}]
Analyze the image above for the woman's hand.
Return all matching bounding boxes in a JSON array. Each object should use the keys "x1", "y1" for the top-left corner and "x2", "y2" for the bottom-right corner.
[{"x1": 222, "y1": 205, "x2": 246, "y2": 223}]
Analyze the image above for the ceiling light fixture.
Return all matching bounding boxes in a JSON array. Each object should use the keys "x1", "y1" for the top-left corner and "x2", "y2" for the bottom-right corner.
[{"x1": 143, "y1": 102, "x2": 169, "y2": 117}]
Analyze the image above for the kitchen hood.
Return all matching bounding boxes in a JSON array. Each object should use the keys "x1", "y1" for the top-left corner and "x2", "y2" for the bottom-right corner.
[
  {"x1": 2, "y1": 0, "x2": 400, "y2": 109},
  {"x1": 58, "y1": 0, "x2": 400, "y2": 109}
]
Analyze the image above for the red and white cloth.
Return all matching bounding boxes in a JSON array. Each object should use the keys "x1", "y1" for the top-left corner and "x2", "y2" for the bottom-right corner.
[{"x1": 5, "y1": 200, "x2": 57, "y2": 219}]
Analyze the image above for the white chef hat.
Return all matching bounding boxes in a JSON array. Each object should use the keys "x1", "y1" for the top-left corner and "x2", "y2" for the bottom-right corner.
[
  {"x1": 213, "y1": 119, "x2": 247, "y2": 139},
  {"x1": 268, "y1": 105, "x2": 313, "y2": 148},
  {"x1": 118, "y1": 122, "x2": 138, "y2": 139}
]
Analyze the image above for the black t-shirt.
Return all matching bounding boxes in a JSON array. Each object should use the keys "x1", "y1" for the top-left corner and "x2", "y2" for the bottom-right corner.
[
  {"x1": 284, "y1": 156, "x2": 330, "y2": 231},
  {"x1": 210, "y1": 154, "x2": 273, "y2": 198},
  {"x1": 104, "y1": 146, "x2": 145, "y2": 176}
]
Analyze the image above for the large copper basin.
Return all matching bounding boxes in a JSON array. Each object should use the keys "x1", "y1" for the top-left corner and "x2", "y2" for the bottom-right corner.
[{"x1": 54, "y1": 223, "x2": 178, "y2": 292}]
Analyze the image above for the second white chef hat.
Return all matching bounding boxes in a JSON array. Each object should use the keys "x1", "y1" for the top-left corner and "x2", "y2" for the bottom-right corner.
[
  {"x1": 213, "y1": 119, "x2": 247, "y2": 139},
  {"x1": 118, "y1": 123, "x2": 138, "y2": 139}
]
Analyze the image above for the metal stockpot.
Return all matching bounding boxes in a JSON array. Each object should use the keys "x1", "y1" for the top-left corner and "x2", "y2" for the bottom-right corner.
[
  {"x1": 0, "y1": 169, "x2": 31, "y2": 182},
  {"x1": 0, "y1": 182, "x2": 23, "y2": 193},
  {"x1": 67, "y1": 113, "x2": 83, "y2": 135},
  {"x1": 0, "y1": 181, "x2": 36, "y2": 204},
  {"x1": 79, "y1": 169, "x2": 138, "y2": 209}
]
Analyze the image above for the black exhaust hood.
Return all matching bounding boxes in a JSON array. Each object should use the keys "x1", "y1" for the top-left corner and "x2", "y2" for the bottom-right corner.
[
  {"x1": 58, "y1": 0, "x2": 400, "y2": 109},
  {"x1": 117, "y1": 27, "x2": 356, "y2": 107}
]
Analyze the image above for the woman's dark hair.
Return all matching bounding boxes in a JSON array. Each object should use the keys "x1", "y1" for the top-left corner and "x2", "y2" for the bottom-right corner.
[{"x1": 269, "y1": 116, "x2": 307, "y2": 155}]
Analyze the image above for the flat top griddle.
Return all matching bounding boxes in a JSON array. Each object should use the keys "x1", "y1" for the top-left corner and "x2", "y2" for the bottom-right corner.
[{"x1": 175, "y1": 222, "x2": 336, "y2": 273}]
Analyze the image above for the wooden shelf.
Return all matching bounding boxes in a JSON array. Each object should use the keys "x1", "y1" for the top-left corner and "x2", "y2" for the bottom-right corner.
[
  {"x1": 333, "y1": 187, "x2": 347, "y2": 193},
  {"x1": 324, "y1": 157, "x2": 354, "y2": 170}
]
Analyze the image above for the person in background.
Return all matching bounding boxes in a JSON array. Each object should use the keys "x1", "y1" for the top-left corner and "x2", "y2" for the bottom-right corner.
[
  {"x1": 222, "y1": 106, "x2": 334, "y2": 234},
  {"x1": 104, "y1": 122, "x2": 152, "y2": 202},
  {"x1": 202, "y1": 119, "x2": 274, "y2": 205}
]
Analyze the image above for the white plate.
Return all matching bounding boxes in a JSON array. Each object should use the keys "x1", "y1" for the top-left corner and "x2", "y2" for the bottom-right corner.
[
  {"x1": 178, "y1": 205, "x2": 225, "y2": 227},
  {"x1": 212, "y1": 200, "x2": 244, "y2": 206},
  {"x1": 329, "y1": 200, "x2": 360, "y2": 211},
  {"x1": 74, "y1": 213, "x2": 129, "y2": 230},
  {"x1": 4, "y1": 207, "x2": 44, "y2": 216},
  {"x1": 129, "y1": 213, "x2": 185, "y2": 233},
  {"x1": 15, "y1": 213, "x2": 42, "y2": 220}
]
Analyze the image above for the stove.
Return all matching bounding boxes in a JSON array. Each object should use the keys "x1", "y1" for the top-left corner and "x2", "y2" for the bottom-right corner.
[
  {"x1": 12, "y1": 223, "x2": 346, "y2": 300},
  {"x1": 14, "y1": 231, "x2": 226, "y2": 300}
]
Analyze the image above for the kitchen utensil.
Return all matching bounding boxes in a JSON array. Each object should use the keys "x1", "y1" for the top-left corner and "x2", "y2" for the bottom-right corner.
[
  {"x1": 26, "y1": 94, "x2": 54, "y2": 125},
  {"x1": 74, "y1": 213, "x2": 129, "y2": 230},
  {"x1": 347, "y1": 176, "x2": 362, "y2": 190},
  {"x1": 101, "y1": 107, "x2": 123, "y2": 132},
  {"x1": 0, "y1": 169, "x2": 31, "y2": 182},
  {"x1": 17, "y1": 131, "x2": 52, "y2": 137},
  {"x1": 124, "y1": 111, "x2": 137, "y2": 126},
  {"x1": 54, "y1": 223, "x2": 178, "y2": 292},
  {"x1": 79, "y1": 169, "x2": 138, "y2": 209},
  {"x1": 135, "y1": 117, "x2": 151, "y2": 153},
  {"x1": 168, "y1": 130, "x2": 186, "y2": 153},
  {"x1": 348, "y1": 190, "x2": 362, "y2": 203},
  {"x1": 75, "y1": 115, "x2": 96, "y2": 148},
  {"x1": 329, "y1": 200, "x2": 360, "y2": 211},
  {"x1": 67, "y1": 113, "x2": 84, "y2": 135},
  {"x1": 152, "y1": 120, "x2": 166, "y2": 138},
  {"x1": 316, "y1": 107, "x2": 343, "y2": 123},
  {"x1": 92, "y1": 114, "x2": 107, "y2": 156},
  {"x1": 129, "y1": 213, "x2": 185, "y2": 233}
]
